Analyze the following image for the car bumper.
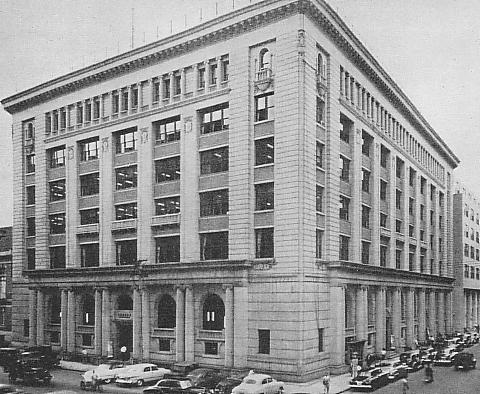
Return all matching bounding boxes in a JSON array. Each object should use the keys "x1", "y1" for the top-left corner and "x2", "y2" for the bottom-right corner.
[{"x1": 116, "y1": 379, "x2": 137, "y2": 385}]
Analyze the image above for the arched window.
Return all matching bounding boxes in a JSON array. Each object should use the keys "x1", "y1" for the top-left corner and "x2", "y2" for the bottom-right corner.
[
  {"x1": 202, "y1": 294, "x2": 225, "y2": 331},
  {"x1": 82, "y1": 294, "x2": 95, "y2": 325},
  {"x1": 259, "y1": 48, "x2": 271, "y2": 70},
  {"x1": 157, "y1": 294, "x2": 176, "y2": 328},
  {"x1": 49, "y1": 294, "x2": 61, "y2": 324},
  {"x1": 117, "y1": 294, "x2": 133, "y2": 310}
]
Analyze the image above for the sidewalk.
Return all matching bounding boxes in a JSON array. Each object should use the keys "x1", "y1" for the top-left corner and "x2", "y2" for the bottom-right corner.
[{"x1": 59, "y1": 360, "x2": 351, "y2": 393}]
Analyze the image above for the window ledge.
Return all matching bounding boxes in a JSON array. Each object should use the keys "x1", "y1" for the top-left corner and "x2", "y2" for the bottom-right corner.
[
  {"x1": 254, "y1": 209, "x2": 274, "y2": 214},
  {"x1": 254, "y1": 119, "x2": 274, "y2": 126},
  {"x1": 254, "y1": 163, "x2": 274, "y2": 169}
]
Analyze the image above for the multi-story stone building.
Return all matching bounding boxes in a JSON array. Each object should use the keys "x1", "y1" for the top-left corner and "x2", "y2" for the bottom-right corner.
[
  {"x1": 2, "y1": 0, "x2": 459, "y2": 381},
  {"x1": 453, "y1": 182, "x2": 480, "y2": 332},
  {"x1": 0, "y1": 226, "x2": 13, "y2": 345}
]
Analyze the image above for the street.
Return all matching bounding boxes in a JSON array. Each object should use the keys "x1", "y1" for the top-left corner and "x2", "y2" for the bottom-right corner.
[{"x1": 373, "y1": 343, "x2": 480, "y2": 394}]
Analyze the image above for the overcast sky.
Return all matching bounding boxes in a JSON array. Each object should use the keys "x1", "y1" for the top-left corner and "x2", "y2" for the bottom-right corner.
[{"x1": 1, "y1": 0, "x2": 479, "y2": 227}]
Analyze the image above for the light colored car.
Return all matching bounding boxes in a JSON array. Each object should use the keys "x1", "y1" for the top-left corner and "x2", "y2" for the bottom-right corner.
[
  {"x1": 231, "y1": 373, "x2": 284, "y2": 394},
  {"x1": 115, "y1": 363, "x2": 171, "y2": 387},
  {"x1": 81, "y1": 361, "x2": 126, "y2": 384}
]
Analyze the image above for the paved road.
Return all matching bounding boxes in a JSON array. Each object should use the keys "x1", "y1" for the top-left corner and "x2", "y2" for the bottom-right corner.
[
  {"x1": 0, "y1": 368, "x2": 145, "y2": 394},
  {"x1": 372, "y1": 343, "x2": 480, "y2": 394}
]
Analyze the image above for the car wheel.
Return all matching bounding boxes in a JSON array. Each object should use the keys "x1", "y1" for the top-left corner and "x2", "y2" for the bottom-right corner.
[
  {"x1": 137, "y1": 379, "x2": 144, "y2": 387},
  {"x1": 103, "y1": 378, "x2": 112, "y2": 384},
  {"x1": 80, "y1": 381, "x2": 86, "y2": 390},
  {"x1": 278, "y1": 387, "x2": 284, "y2": 394}
]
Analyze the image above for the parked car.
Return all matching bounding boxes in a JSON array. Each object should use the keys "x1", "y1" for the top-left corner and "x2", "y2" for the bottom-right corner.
[
  {"x1": 115, "y1": 363, "x2": 171, "y2": 387},
  {"x1": 212, "y1": 377, "x2": 244, "y2": 394},
  {"x1": 187, "y1": 368, "x2": 225, "y2": 390},
  {"x1": 231, "y1": 373, "x2": 284, "y2": 394},
  {"x1": 81, "y1": 361, "x2": 126, "y2": 384},
  {"x1": 143, "y1": 378, "x2": 207, "y2": 394},
  {"x1": 21, "y1": 345, "x2": 60, "y2": 369},
  {"x1": 453, "y1": 352, "x2": 476, "y2": 371},
  {"x1": 0, "y1": 384, "x2": 25, "y2": 393},
  {"x1": 8, "y1": 357, "x2": 52, "y2": 385},
  {"x1": 386, "y1": 361, "x2": 408, "y2": 380},
  {"x1": 349, "y1": 367, "x2": 390, "y2": 391},
  {"x1": 0, "y1": 348, "x2": 20, "y2": 373}
]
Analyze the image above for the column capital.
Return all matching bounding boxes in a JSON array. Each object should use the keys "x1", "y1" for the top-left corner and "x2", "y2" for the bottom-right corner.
[{"x1": 222, "y1": 283, "x2": 234, "y2": 291}]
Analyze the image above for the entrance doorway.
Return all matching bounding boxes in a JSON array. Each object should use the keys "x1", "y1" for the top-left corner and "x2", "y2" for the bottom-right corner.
[{"x1": 117, "y1": 324, "x2": 133, "y2": 359}]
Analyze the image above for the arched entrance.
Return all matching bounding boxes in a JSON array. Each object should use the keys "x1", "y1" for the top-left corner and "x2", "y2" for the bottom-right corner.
[{"x1": 115, "y1": 294, "x2": 133, "y2": 359}]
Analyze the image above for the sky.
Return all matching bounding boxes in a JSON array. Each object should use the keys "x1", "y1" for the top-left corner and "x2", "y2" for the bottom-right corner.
[{"x1": 0, "y1": 0, "x2": 480, "y2": 227}]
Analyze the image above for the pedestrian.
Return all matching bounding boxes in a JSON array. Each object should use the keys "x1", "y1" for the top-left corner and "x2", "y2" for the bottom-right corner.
[
  {"x1": 322, "y1": 371, "x2": 330, "y2": 394},
  {"x1": 351, "y1": 354, "x2": 359, "y2": 378},
  {"x1": 401, "y1": 376, "x2": 409, "y2": 393}
]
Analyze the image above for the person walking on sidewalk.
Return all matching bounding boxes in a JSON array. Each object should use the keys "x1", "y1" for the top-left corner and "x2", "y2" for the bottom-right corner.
[
  {"x1": 401, "y1": 376, "x2": 409, "y2": 394},
  {"x1": 351, "y1": 354, "x2": 359, "y2": 378},
  {"x1": 322, "y1": 371, "x2": 330, "y2": 394}
]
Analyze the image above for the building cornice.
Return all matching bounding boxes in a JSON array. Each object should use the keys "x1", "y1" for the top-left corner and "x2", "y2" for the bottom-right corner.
[{"x1": 2, "y1": 0, "x2": 458, "y2": 168}]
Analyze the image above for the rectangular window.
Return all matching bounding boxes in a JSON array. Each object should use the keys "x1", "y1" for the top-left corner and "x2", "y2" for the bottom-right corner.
[
  {"x1": 340, "y1": 156, "x2": 350, "y2": 182},
  {"x1": 396, "y1": 220, "x2": 402, "y2": 233},
  {"x1": 155, "y1": 236, "x2": 180, "y2": 263},
  {"x1": 153, "y1": 116, "x2": 181, "y2": 144},
  {"x1": 49, "y1": 146, "x2": 66, "y2": 168},
  {"x1": 362, "y1": 169, "x2": 370, "y2": 193},
  {"x1": 116, "y1": 239, "x2": 137, "y2": 265},
  {"x1": 163, "y1": 77, "x2": 171, "y2": 99},
  {"x1": 255, "y1": 183, "x2": 274, "y2": 211},
  {"x1": 82, "y1": 334, "x2": 93, "y2": 347},
  {"x1": 258, "y1": 329, "x2": 270, "y2": 354},
  {"x1": 120, "y1": 89, "x2": 129, "y2": 111},
  {"x1": 200, "y1": 146, "x2": 229, "y2": 174},
  {"x1": 158, "y1": 339, "x2": 170, "y2": 352},
  {"x1": 200, "y1": 232, "x2": 228, "y2": 260},
  {"x1": 318, "y1": 328, "x2": 324, "y2": 352},
  {"x1": 26, "y1": 186, "x2": 35, "y2": 205},
  {"x1": 316, "y1": 186, "x2": 324, "y2": 213},
  {"x1": 409, "y1": 224, "x2": 414, "y2": 237},
  {"x1": 49, "y1": 213, "x2": 66, "y2": 234},
  {"x1": 60, "y1": 108, "x2": 66, "y2": 129},
  {"x1": 409, "y1": 168, "x2": 416, "y2": 187},
  {"x1": 409, "y1": 198, "x2": 415, "y2": 215},
  {"x1": 52, "y1": 111, "x2": 58, "y2": 131},
  {"x1": 80, "y1": 208, "x2": 99, "y2": 225},
  {"x1": 316, "y1": 142, "x2": 324, "y2": 168},
  {"x1": 50, "y1": 246, "x2": 66, "y2": 269},
  {"x1": 340, "y1": 114, "x2": 351, "y2": 143},
  {"x1": 255, "y1": 228, "x2": 274, "y2": 258},
  {"x1": 361, "y1": 241, "x2": 370, "y2": 264},
  {"x1": 131, "y1": 86, "x2": 139, "y2": 108},
  {"x1": 420, "y1": 205, "x2": 425, "y2": 221},
  {"x1": 49, "y1": 179, "x2": 66, "y2": 201},
  {"x1": 152, "y1": 79, "x2": 160, "y2": 103},
  {"x1": 471, "y1": 246, "x2": 475, "y2": 259},
  {"x1": 24, "y1": 319, "x2": 29, "y2": 337},
  {"x1": 80, "y1": 173, "x2": 99, "y2": 196},
  {"x1": 200, "y1": 189, "x2": 229, "y2": 216},
  {"x1": 420, "y1": 177, "x2": 426, "y2": 194},
  {"x1": 79, "y1": 138, "x2": 99, "y2": 161},
  {"x1": 26, "y1": 217, "x2": 35, "y2": 237},
  {"x1": 26, "y1": 154, "x2": 35, "y2": 173},
  {"x1": 112, "y1": 91, "x2": 119, "y2": 114},
  {"x1": 80, "y1": 243, "x2": 99, "y2": 267},
  {"x1": 316, "y1": 230, "x2": 323, "y2": 259},
  {"x1": 155, "y1": 196, "x2": 180, "y2": 216},
  {"x1": 339, "y1": 235, "x2": 349, "y2": 261},
  {"x1": 380, "y1": 213, "x2": 388, "y2": 228},
  {"x1": 200, "y1": 103, "x2": 229, "y2": 134},
  {"x1": 115, "y1": 127, "x2": 137, "y2": 154},
  {"x1": 316, "y1": 96, "x2": 325, "y2": 125},
  {"x1": 221, "y1": 57, "x2": 229, "y2": 81},
  {"x1": 339, "y1": 195, "x2": 350, "y2": 221},
  {"x1": 255, "y1": 137, "x2": 274, "y2": 166},
  {"x1": 155, "y1": 156, "x2": 180, "y2": 183},
  {"x1": 380, "y1": 180, "x2": 387, "y2": 201},
  {"x1": 380, "y1": 244, "x2": 388, "y2": 267},
  {"x1": 85, "y1": 100, "x2": 92, "y2": 121},
  {"x1": 396, "y1": 248, "x2": 402, "y2": 269},
  {"x1": 198, "y1": 66, "x2": 206, "y2": 89},
  {"x1": 380, "y1": 145, "x2": 389, "y2": 168},
  {"x1": 362, "y1": 131, "x2": 372, "y2": 157},
  {"x1": 255, "y1": 93, "x2": 275, "y2": 122},
  {"x1": 115, "y1": 203, "x2": 137, "y2": 220},
  {"x1": 396, "y1": 158, "x2": 404, "y2": 178},
  {"x1": 209, "y1": 63, "x2": 218, "y2": 85},
  {"x1": 115, "y1": 165, "x2": 137, "y2": 190},
  {"x1": 361, "y1": 205, "x2": 370, "y2": 228},
  {"x1": 396, "y1": 190, "x2": 402, "y2": 210},
  {"x1": 205, "y1": 342, "x2": 218, "y2": 355},
  {"x1": 27, "y1": 248, "x2": 35, "y2": 269},
  {"x1": 93, "y1": 97, "x2": 100, "y2": 119}
]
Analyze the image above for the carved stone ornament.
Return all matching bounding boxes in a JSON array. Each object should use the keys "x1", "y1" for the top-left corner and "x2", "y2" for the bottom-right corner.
[
  {"x1": 252, "y1": 258, "x2": 277, "y2": 270},
  {"x1": 254, "y1": 77, "x2": 273, "y2": 94},
  {"x1": 67, "y1": 146, "x2": 74, "y2": 160},
  {"x1": 184, "y1": 118, "x2": 193, "y2": 133},
  {"x1": 102, "y1": 137, "x2": 109, "y2": 152},
  {"x1": 297, "y1": 29, "x2": 306, "y2": 48},
  {"x1": 141, "y1": 127, "x2": 149, "y2": 144}
]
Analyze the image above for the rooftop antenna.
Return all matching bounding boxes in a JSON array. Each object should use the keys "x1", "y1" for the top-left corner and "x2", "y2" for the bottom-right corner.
[{"x1": 131, "y1": 7, "x2": 135, "y2": 49}]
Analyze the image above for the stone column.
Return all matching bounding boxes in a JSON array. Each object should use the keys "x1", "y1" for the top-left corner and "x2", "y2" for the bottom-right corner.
[
  {"x1": 168, "y1": 72, "x2": 174, "y2": 103},
  {"x1": 428, "y1": 291, "x2": 437, "y2": 337},
  {"x1": 330, "y1": 285, "x2": 346, "y2": 366},
  {"x1": 175, "y1": 287, "x2": 185, "y2": 362},
  {"x1": 445, "y1": 291, "x2": 453, "y2": 334},
  {"x1": 351, "y1": 129, "x2": 362, "y2": 264},
  {"x1": 36, "y1": 290, "x2": 45, "y2": 345},
  {"x1": 405, "y1": 288, "x2": 415, "y2": 348},
  {"x1": 473, "y1": 292, "x2": 478, "y2": 327},
  {"x1": 355, "y1": 286, "x2": 367, "y2": 354},
  {"x1": 371, "y1": 141, "x2": 380, "y2": 266},
  {"x1": 67, "y1": 288, "x2": 76, "y2": 353},
  {"x1": 101, "y1": 288, "x2": 111, "y2": 357},
  {"x1": 180, "y1": 68, "x2": 186, "y2": 99},
  {"x1": 61, "y1": 288, "x2": 68, "y2": 351},
  {"x1": 184, "y1": 286, "x2": 195, "y2": 362},
  {"x1": 28, "y1": 289, "x2": 37, "y2": 346},
  {"x1": 375, "y1": 287, "x2": 386, "y2": 352},
  {"x1": 418, "y1": 289, "x2": 426, "y2": 341},
  {"x1": 224, "y1": 285, "x2": 234, "y2": 368},
  {"x1": 94, "y1": 288, "x2": 102, "y2": 355},
  {"x1": 465, "y1": 291, "x2": 470, "y2": 330},
  {"x1": 132, "y1": 286, "x2": 142, "y2": 360},
  {"x1": 142, "y1": 287, "x2": 150, "y2": 361},
  {"x1": 438, "y1": 291, "x2": 445, "y2": 334},
  {"x1": 193, "y1": 64, "x2": 199, "y2": 96},
  {"x1": 233, "y1": 284, "x2": 248, "y2": 369},
  {"x1": 392, "y1": 287, "x2": 401, "y2": 351}
]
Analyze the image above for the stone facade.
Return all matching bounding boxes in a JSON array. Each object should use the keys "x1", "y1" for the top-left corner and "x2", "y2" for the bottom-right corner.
[
  {"x1": 2, "y1": 0, "x2": 459, "y2": 381},
  {"x1": 0, "y1": 227, "x2": 12, "y2": 344}
]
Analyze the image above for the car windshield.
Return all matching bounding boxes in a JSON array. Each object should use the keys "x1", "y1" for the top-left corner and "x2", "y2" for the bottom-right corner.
[
  {"x1": 180, "y1": 380, "x2": 193, "y2": 389},
  {"x1": 245, "y1": 379, "x2": 257, "y2": 384}
]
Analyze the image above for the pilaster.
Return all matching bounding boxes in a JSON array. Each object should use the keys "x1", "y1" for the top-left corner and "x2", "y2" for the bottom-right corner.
[
  {"x1": 375, "y1": 286, "x2": 386, "y2": 352},
  {"x1": 184, "y1": 286, "x2": 194, "y2": 362},
  {"x1": 175, "y1": 287, "x2": 185, "y2": 362}
]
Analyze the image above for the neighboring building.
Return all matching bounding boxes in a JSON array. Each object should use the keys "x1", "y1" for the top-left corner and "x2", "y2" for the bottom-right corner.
[
  {"x1": 2, "y1": 0, "x2": 459, "y2": 381},
  {"x1": 452, "y1": 182, "x2": 480, "y2": 332},
  {"x1": 0, "y1": 227, "x2": 13, "y2": 345}
]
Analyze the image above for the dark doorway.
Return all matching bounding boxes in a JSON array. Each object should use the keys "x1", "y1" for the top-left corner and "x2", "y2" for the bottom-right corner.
[{"x1": 117, "y1": 324, "x2": 133, "y2": 355}]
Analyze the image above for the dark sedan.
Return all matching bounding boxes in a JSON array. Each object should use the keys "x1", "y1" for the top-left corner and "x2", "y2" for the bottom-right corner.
[
  {"x1": 187, "y1": 368, "x2": 225, "y2": 390},
  {"x1": 143, "y1": 378, "x2": 207, "y2": 394}
]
